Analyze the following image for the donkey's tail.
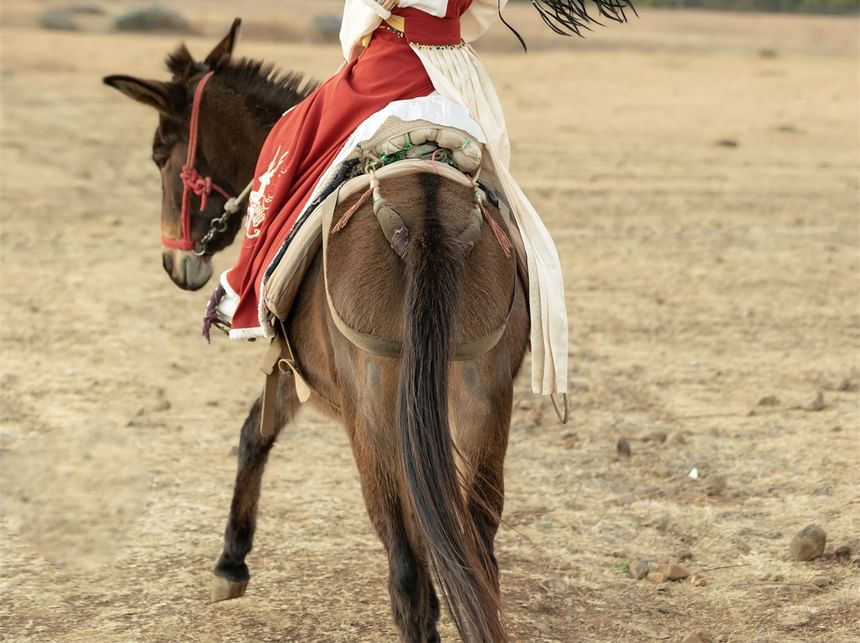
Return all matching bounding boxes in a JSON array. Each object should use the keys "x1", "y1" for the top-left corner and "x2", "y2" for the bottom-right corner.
[{"x1": 397, "y1": 206, "x2": 507, "y2": 643}]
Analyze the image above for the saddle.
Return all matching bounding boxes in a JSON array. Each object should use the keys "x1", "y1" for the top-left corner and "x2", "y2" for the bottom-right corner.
[{"x1": 263, "y1": 117, "x2": 527, "y2": 325}]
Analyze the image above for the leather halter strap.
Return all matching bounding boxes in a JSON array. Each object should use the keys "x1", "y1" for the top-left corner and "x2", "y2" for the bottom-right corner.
[{"x1": 162, "y1": 71, "x2": 234, "y2": 251}]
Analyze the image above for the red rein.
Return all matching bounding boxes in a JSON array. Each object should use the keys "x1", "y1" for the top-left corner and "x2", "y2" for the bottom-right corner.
[{"x1": 162, "y1": 71, "x2": 234, "y2": 251}]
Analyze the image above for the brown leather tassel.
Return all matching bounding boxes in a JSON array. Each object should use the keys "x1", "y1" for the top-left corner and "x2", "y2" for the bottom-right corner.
[
  {"x1": 478, "y1": 201, "x2": 513, "y2": 259},
  {"x1": 331, "y1": 185, "x2": 373, "y2": 234}
]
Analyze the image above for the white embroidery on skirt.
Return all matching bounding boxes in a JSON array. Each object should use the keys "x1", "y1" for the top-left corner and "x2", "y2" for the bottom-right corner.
[{"x1": 245, "y1": 146, "x2": 290, "y2": 240}]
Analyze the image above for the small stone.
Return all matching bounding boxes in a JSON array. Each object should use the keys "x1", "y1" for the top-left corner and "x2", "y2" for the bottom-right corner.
[
  {"x1": 773, "y1": 573, "x2": 785, "y2": 582},
  {"x1": 151, "y1": 399, "x2": 172, "y2": 412},
  {"x1": 811, "y1": 576, "x2": 831, "y2": 588},
  {"x1": 804, "y1": 391, "x2": 825, "y2": 412},
  {"x1": 837, "y1": 377, "x2": 858, "y2": 392},
  {"x1": 669, "y1": 432, "x2": 688, "y2": 445},
  {"x1": 114, "y1": 6, "x2": 191, "y2": 33},
  {"x1": 653, "y1": 562, "x2": 690, "y2": 581},
  {"x1": 630, "y1": 560, "x2": 651, "y2": 580},
  {"x1": 616, "y1": 437, "x2": 632, "y2": 458},
  {"x1": 790, "y1": 524, "x2": 827, "y2": 561},
  {"x1": 642, "y1": 431, "x2": 668, "y2": 443},
  {"x1": 39, "y1": 10, "x2": 79, "y2": 31},
  {"x1": 646, "y1": 571, "x2": 668, "y2": 584},
  {"x1": 690, "y1": 573, "x2": 708, "y2": 587},
  {"x1": 716, "y1": 139, "x2": 739, "y2": 148},
  {"x1": 757, "y1": 395, "x2": 780, "y2": 406},
  {"x1": 705, "y1": 475, "x2": 727, "y2": 497},
  {"x1": 654, "y1": 516, "x2": 671, "y2": 533},
  {"x1": 833, "y1": 545, "x2": 851, "y2": 559},
  {"x1": 682, "y1": 630, "x2": 716, "y2": 643}
]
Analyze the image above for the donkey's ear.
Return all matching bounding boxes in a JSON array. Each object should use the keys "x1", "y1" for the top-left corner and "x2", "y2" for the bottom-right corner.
[
  {"x1": 204, "y1": 18, "x2": 241, "y2": 69},
  {"x1": 103, "y1": 75, "x2": 173, "y2": 113}
]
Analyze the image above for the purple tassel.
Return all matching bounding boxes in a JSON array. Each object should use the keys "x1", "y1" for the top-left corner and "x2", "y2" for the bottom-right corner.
[{"x1": 202, "y1": 283, "x2": 226, "y2": 344}]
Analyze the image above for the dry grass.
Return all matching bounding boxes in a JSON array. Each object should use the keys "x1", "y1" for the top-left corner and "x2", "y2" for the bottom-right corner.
[{"x1": 1, "y1": 2, "x2": 858, "y2": 641}]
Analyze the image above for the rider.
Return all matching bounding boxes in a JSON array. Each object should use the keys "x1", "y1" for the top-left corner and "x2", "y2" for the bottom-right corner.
[{"x1": 219, "y1": 0, "x2": 568, "y2": 398}]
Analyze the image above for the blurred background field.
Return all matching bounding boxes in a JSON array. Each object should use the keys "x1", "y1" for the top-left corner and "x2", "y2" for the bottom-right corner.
[{"x1": 0, "y1": 1, "x2": 858, "y2": 641}]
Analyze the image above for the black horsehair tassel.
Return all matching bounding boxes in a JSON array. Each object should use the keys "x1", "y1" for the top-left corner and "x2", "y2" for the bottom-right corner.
[
  {"x1": 529, "y1": 0, "x2": 637, "y2": 38},
  {"x1": 498, "y1": 0, "x2": 528, "y2": 52}
]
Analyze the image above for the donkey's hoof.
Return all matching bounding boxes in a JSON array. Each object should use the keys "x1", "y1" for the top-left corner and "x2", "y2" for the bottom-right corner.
[{"x1": 210, "y1": 576, "x2": 248, "y2": 603}]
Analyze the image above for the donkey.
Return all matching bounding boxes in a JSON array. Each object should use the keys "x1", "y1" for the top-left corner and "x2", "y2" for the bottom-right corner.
[{"x1": 105, "y1": 20, "x2": 529, "y2": 642}]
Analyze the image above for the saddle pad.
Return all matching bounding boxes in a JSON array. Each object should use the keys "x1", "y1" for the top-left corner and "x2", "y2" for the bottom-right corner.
[
  {"x1": 264, "y1": 160, "x2": 475, "y2": 322},
  {"x1": 356, "y1": 117, "x2": 483, "y2": 174}
]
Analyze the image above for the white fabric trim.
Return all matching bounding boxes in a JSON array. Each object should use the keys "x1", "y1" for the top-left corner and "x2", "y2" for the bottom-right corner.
[
  {"x1": 216, "y1": 270, "x2": 239, "y2": 319},
  {"x1": 410, "y1": 42, "x2": 568, "y2": 395}
]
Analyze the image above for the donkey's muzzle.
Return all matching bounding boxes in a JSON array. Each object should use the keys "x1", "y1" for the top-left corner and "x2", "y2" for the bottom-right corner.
[{"x1": 162, "y1": 249, "x2": 213, "y2": 291}]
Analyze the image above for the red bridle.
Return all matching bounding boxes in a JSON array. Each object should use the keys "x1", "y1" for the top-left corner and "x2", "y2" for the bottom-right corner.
[{"x1": 162, "y1": 71, "x2": 234, "y2": 251}]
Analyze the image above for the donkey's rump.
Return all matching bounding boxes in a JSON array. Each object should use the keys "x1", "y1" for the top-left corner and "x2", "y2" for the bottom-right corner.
[{"x1": 262, "y1": 113, "x2": 489, "y2": 329}]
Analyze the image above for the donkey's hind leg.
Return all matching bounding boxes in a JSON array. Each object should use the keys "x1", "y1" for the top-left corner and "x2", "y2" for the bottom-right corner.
[
  {"x1": 348, "y1": 416, "x2": 440, "y2": 642},
  {"x1": 454, "y1": 361, "x2": 514, "y2": 598},
  {"x1": 211, "y1": 377, "x2": 298, "y2": 602}
]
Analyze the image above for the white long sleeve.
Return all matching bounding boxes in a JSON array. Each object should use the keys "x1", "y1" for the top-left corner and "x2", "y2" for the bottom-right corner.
[
  {"x1": 359, "y1": 0, "x2": 393, "y2": 18},
  {"x1": 461, "y1": 0, "x2": 506, "y2": 42},
  {"x1": 340, "y1": 0, "x2": 383, "y2": 60}
]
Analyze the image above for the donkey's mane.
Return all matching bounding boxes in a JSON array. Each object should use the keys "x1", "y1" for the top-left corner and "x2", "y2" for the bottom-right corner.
[
  {"x1": 166, "y1": 44, "x2": 316, "y2": 112},
  {"x1": 216, "y1": 58, "x2": 317, "y2": 109}
]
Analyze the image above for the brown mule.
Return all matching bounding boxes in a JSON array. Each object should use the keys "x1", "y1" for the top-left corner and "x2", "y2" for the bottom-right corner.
[{"x1": 105, "y1": 20, "x2": 529, "y2": 642}]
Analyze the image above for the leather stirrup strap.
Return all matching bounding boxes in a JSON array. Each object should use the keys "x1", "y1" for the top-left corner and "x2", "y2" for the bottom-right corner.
[
  {"x1": 259, "y1": 334, "x2": 313, "y2": 438},
  {"x1": 259, "y1": 335, "x2": 284, "y2": 438}
]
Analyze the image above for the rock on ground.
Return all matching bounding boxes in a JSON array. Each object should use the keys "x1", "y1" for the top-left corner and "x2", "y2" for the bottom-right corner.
[
  {"x1": 39, "y1": 10, "x2": 79, "y2": 31},
  {"x1": 833, "y1": 545, "x2": 851, "y2": 559},
  {"x1": 629, "y1": 560, "x2": 651, "y2": 580},
  {"x1": 804, "y1": 390, "x2": 825, "y2": 411},
  {"x1": 653, "y1": 562, "x2": 690, "y2": 581},
  {"x1": 114, "y1": 5, "x2": 191, "y2": 33},
  {"x1": 790, "y1": 524, "x2": 827, "y2": 561}
]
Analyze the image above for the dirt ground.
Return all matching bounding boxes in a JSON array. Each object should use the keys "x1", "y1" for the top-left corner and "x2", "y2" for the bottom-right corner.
[{"x1": 1, "y1": 2, "x2": 858, "y2": 641}]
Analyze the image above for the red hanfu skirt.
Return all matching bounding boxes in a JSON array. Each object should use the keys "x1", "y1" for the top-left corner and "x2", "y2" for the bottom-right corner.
[{"x1": 226, "y1": 27, "x2": 435, "y2": 334}]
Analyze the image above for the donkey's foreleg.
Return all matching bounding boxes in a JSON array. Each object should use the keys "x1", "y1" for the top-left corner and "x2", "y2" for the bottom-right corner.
[{"x1": 211, "y1": 378, "x2": 298, "y2": 602}]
